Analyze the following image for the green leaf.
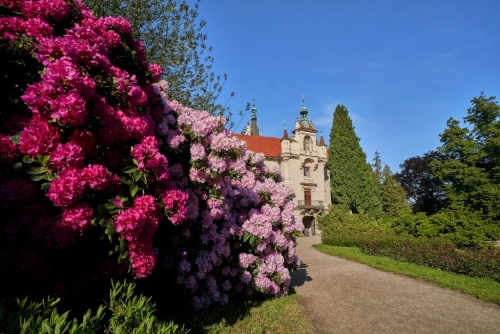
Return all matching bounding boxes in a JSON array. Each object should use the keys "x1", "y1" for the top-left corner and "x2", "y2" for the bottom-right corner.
[
  {"x1": 132, "y1": 171, "x2": 142, "y2": 181},
  {"x1": 23, "y1": 156, "x2": 35, "y2": 164},
  {"x1": 123, "y1": 166, "x2": 139, "y2": 173},
  {"x1": 30, "y1": 174, "x2": 46, "y2": 182},
  {"x1": 99, "y1": 219, "x2": 112, "y2": 227},
  {"x1": 130, "y1": 183, "x2": 138, "y2": 197},
  {"x1": 105, "y1": 203, "x2": 116, "y2": 210},
  {"x1": 91, "y1": 218, "x2": 100, "y2": 226},
  {"x1": 12, "y1": 162, "x2": 22, "y2": 171},
  {"x1": 25, "y1": 167, "x2": 43, "y2": 174},
  {"x1": 10, "y1": 133, "x2": 20, "y2": 144},
  {"x1": 119, "y1": 176, "x2": 131, "y2": 185},
  {"x1": 41, "y1": 182, "x2": 50, "y2": 191},
  {"x1": 98, "y1": 205, "x2": 107, "y2": 215},
  {"x1": 120, "y1": 238, "x2": 126, "y2": 252}
]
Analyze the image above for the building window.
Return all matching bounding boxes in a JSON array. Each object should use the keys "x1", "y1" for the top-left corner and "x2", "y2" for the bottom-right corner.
[
  {"x1": 304, "y1": 167, "x2": 310, "y2": 176},
  {"x1": 304, "y1": 189, "x2": 311, "y2": 206}
]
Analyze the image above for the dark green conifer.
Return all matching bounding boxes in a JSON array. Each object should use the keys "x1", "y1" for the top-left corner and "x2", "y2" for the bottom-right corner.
[{"x1": 328, "y1": 105, "x2": 381, "y2": 217}]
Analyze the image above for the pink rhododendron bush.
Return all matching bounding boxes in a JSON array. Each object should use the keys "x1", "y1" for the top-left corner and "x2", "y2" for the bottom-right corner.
[{"x1": 0, "y1": 0, "x2": 303, "y2": 309}]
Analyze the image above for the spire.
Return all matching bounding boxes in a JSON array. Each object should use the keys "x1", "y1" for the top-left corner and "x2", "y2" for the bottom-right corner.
[
  {"x1": 282, "y1": 120, "x2": 289, "y2": 139},
  {"x1": 299, "y1": 95, "x2": 309, "y2": 127},
  {"x1": 319, "y1": 130, "x2": 325, "y2": 146},
  {"x1": 250, "y1": 97, "x2": 259, "y2": 136}
]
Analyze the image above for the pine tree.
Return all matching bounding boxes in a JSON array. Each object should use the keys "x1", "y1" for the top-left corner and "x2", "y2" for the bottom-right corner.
[
  {"x1": 328, "y1": 105, "x2": 381, "y2": 217},
  {"x1": 372, "y1": 152, "x2": 411, "y2": 217},
  {"x1": 372, "y1": 150, "x2": 383, "y2": 204},
  {"x1": 379, "y1": 165, "x2": 411, "y2": 217}
]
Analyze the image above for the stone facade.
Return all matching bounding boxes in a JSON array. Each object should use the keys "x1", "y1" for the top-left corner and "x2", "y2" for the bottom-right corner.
[{"x1": 234, "y1": 104, "x2": 331, "y2": 235}]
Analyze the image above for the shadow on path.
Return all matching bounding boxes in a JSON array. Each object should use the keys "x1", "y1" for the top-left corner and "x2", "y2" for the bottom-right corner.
[{"x1": 290, "y1": 262, "x2": 313, "y2": 289}]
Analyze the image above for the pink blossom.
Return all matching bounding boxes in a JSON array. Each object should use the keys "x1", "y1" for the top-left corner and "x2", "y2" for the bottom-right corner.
[
  {"x1": 190, "y1": 142, "x2": 206, "y2": 161},
  {"x1": 47, "y1": 168, "x2": 86, "y2": 207},
  {"x1": 161, "y1": 189, "x2": 188, "y2": 225},
  {"x1": 240, "y1": 271, "x2": 252, "y2": 284},
  {"x1": 61, "y1": 203, "x2": 94, "y2": 232}
]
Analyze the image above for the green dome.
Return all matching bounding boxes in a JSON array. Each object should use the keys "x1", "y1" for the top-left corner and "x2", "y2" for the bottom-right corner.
[{"x1": 300, "y1": 105, "x2": 309, "y2": 127}]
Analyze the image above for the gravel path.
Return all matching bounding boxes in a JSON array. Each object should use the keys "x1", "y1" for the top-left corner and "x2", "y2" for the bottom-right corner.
[{"x1": 290, "y1": 235, "x2": 500, "y2": 334}]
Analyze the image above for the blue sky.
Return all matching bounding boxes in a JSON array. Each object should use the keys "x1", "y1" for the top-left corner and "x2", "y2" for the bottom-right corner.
[{"x1": 193, "y1": 0, "x2": 500, "y2": 172}]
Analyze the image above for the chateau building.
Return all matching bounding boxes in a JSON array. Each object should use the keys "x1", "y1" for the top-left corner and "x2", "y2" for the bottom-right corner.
[{"x1": 234, "y1": 103, "x2": 332, "y2": 235}]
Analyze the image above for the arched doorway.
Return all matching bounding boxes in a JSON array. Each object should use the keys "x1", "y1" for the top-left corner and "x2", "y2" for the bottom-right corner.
[{"x1": 302, "y1": 216, "x2": 316, "y2": 236}]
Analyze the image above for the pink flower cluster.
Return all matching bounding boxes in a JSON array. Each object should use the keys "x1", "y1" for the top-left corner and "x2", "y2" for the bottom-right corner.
[
  {"x1": 0, "y1": 0, "x2": 188, "y2": 295},
  {"x1": 152, "y1": 84, "x2": 303, "y2": 309},
  {"x1": 114, "y1": 196, "x2": 160, "y2": 278}
]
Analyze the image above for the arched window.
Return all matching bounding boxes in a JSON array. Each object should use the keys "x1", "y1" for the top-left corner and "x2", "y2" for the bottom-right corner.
[{"x1": 303, "y1": 158, "x2": 314, "y2": 177}]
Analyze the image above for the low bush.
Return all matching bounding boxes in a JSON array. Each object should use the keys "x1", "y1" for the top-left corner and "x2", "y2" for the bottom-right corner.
[
  {"x1": 388, "y1": 209, "x2": 498, "y2": 248},
  {"x1": 0, "y1": 280, "x2": 187, "y2": 334},
  {"x1": 322, "y1": 232, "x2": 500, "y2": 282},
  {"x1": 317, "y1": 206, "x2": 384, "y2": 236}
]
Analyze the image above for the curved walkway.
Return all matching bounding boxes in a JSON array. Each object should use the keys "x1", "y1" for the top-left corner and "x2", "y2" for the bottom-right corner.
[{"x1": 290, "y1": 235, "x2": 500, "y2": 334}]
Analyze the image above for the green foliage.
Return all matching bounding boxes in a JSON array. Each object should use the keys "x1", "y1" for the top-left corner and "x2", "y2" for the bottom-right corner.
[
  {"x1": 388, "y1": 209, "x2": 495, "y2": 248},
  {"x1": 84, "y1": 0, "x2": 229, "y2": 114},
  {"x1": 328, "y1": 104, "x2": 381, "y2": 217},
  {"x1": 395, "y1": 151, "x2": 449, "y2": 215},
  {"x1": 0, "y1": 281, "x2": 188, "y2": 334},
  {"x1": 322, "y1": 232, "x2": 403, "y2": 248},
  {"x1": 390, "y1": 212, "x2": 437, "y2": 238},
  {"x1": 433, "y1": 93, "x2": 500, "y2": 222},
  {"x1": 317, "y1": 205, "x2": 383, "y2": 237},
  {"x1": 429, "y1": 209, "x2": 496, "y2": 248},
  {"x1": 371, "y1": 153, "x2": 411, "y2": 218}
]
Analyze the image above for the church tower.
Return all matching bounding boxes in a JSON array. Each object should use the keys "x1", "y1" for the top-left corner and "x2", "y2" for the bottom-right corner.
[{"x1": 250, "y1": 102, "x2": 259, "y2": 136}]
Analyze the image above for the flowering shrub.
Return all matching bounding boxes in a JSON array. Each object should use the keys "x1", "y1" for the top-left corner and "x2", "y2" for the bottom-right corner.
[{"x1": 0, "y1": 0, "x2": 302, "y2": 308}]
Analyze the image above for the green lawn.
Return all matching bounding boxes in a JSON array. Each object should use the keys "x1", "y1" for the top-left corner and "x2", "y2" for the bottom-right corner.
[
  {"x1": 314, "y1": 243, "x2": 500, "y2": 306},
  {"x1": 159, "y1": 290, "x2": 313, "y2": 334}
]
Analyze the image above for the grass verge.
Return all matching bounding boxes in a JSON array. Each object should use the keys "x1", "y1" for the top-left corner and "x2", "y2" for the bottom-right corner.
[
  {"x1": 313, "y1": 244, "x2": 500, "y2": 306},
  {"x1": 160, "y1": 290, "x2": 313, "y2": 334}
]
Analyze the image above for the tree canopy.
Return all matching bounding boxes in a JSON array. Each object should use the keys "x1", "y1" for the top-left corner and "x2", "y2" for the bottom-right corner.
[
  {"x1": 432, "y1": 93, "x2": 500, "y2": 223},
  {"x1": 328, "y1": 104, "x2": 381, "y2": 217},
  {"x1": 83, "y1": 0, "x2": 228, "y2": 113},
  {"x1": 395, "y1": 150, "x2": 449, "y2": 215}
]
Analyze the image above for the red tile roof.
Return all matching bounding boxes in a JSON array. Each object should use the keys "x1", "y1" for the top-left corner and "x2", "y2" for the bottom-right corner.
[{"x1": 233, "y1": 134, "x2": 282, "y2": 157}]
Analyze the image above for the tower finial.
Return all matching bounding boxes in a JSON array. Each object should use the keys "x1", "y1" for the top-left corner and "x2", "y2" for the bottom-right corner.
[
  {"x1": 284, "y1": 120, "x2": 286, "y2": 129},
  {"x1": 302, "y1": 94, "x2": 305, "y2": 105},
  {"x1": 250, "y1": 96, "x2": 259, "y2": 135}
]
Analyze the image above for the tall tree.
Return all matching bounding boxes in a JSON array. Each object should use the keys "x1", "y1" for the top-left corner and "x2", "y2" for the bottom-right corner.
[
  {"x1": 395, "y1": 151, "x2": 448, "y2": 215},
  {"x1": 372, "y1": 152, "x2": 410, "y2": 217},
  {"x1": 372, "y1": 150, "x2": 383, "y2": 204},
  {"x1": 328, "y1": 105, "x2": 381, "y2": 217},
  {"x1": 378, "y1": 165, "x2": 411, "y2": 217},
  {"x1": 83, "y1": 0, "x2": 228, "y2": 113},
  {"x1": 432, "y1": 93, "x2": 500, "y2": 221}
]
